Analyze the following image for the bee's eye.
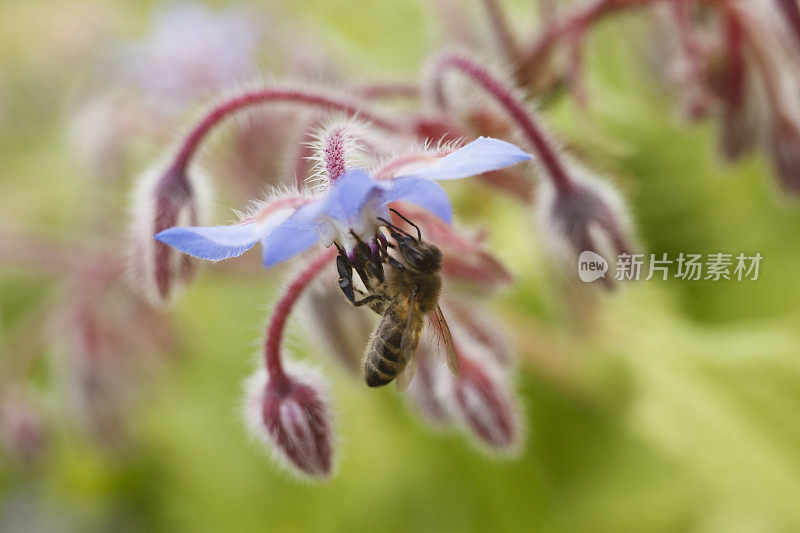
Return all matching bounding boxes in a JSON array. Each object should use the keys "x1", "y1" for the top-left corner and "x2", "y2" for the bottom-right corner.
[{"x1": 403, "y1": 248, "x2": 428, "y2": 269}]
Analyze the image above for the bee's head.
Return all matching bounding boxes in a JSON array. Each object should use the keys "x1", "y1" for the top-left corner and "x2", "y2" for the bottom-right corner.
[
  {"x1": 397, "y1": 237, "x2": 441, "y2": 272},
  {"x1": 378, "y1": 212, "x2": 442, "y2": 272}
]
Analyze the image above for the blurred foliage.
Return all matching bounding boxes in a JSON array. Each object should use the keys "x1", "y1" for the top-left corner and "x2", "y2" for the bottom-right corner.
[{"x1": 1, "y1": 0, "x2": 800, "y2": 532}]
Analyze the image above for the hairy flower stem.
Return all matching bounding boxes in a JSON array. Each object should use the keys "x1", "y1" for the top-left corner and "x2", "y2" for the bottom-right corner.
[
  {"x1": 354, "y1": 82, "x2": 420, "y2": 100},
  {"x1": 431, "y1": 54, "x2": 575, "y2": 194},
  {"x1": 523, "y1": 0, "x2": 729, "y2": 69},
  {"x1": 480, "y1": 0, "x2": 522, "y2": 66},
  {"x1": 673, "y1": 0, "x2": 712, "y2": 116},
  {"x1": 170, "y1": 87, "x2": 407, "y2": 176},
  {"x1": 720, "y1": 13, "x2": 746, "y2": 119},
  {"x1": 264, "y1": 248, "x2": 337, "y2": 383}
]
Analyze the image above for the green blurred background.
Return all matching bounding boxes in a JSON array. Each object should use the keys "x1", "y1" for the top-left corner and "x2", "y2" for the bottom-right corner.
[{"x1": 2, "y1": 0, "x2": 800, "y2": 531}]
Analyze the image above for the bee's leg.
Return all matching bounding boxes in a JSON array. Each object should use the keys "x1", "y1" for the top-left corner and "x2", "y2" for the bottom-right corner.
[
  {"x1": 385, "y1": 255, "x2": 406, "y2": 272},
  {"x1": 335, "y1": 243, "x2": 359, "y2": 305},
  {"x1": 350, "y1": 231, "x2": 384, "y2": 283},
  {"x1": 352, "y1": 293, "x2": 383, "y2": 307}
]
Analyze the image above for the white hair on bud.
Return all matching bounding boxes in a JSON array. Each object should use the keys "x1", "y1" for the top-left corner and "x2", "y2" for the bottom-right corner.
[
  {"x1": 241, "y1": 359, "x2": 337, "y2": 481},
  {"x1": 127, "y1": 155, "x2": 212, "y2": 307},
  {"x1": 534, "y1": 157, "x2": 634, "y2": 266},
  {"x1": 436, "y1": 347, "x2": 525, "y2": 458}
]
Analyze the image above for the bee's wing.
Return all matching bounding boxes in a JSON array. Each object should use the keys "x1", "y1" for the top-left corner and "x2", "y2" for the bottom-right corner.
[
  {"x1": 396, "y1": 292, "x2": 423, "y2": 392},
  {"x1": 394, "y1": 355, "x2": 417, "y2": 392},
  {"x1": 433, "y1": 304, "x2": 460, "y2": 376}
]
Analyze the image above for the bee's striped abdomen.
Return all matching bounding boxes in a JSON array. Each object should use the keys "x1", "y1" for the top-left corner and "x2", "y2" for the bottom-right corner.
[{"x1": 364, "y1": 309, "x2": 408, "y2": 387}]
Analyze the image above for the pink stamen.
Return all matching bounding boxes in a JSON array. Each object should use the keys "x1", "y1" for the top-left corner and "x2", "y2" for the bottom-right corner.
[{"x1": 325, "y1": 128, "x2": 347, "y2": 182}]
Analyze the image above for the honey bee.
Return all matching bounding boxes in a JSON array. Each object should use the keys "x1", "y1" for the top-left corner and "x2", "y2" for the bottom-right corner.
[{"x1": 335, "y1": 209, "x2": 459, "y2": 389}]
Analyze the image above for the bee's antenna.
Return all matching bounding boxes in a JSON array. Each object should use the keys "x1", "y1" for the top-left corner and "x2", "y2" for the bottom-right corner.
[
  {"x1": 377, "y1": 217, "x2": 413, "y2": 239},
  {"x1": 389, "y1": 208, "x2": 422, "y2": 241}
]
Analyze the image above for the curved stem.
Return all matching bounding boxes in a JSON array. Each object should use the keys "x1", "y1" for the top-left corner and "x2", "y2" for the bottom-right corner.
[
  {"x1": 171, "y1": 87, "x2": 408, "y2": 175},
  {"x1": 721, "y1": 11, "x2": 746, "y2": 115},
  {"x1": 431, "y1": 54, "x2": 575, "y2": 194},
  {"x1": 354, "y1": 82, "x2": 420, "y2": 100},
  {"x1": 523, "y1": 0, "x2": 728, "y2": 69},
  {"x1": 264, "y1": 247, "x2": 337, "y2": 381},
  {"x1": 480, "y1": 0, "x2": 521, "y2": 65}
]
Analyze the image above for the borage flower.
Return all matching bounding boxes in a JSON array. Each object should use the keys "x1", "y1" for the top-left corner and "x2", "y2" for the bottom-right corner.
[
  {"x1": 154, "y1": 137, "x2": 532, "y2": 266},
  {"x1": 152, "y1": 135, "x2": 530, "y2": 479}
]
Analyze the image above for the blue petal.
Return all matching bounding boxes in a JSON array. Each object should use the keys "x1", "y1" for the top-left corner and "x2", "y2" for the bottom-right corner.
[
  {"x1": 322, "y1": 168, "x2": 383, "y2": 220},
  {"x1": 398, "y1": 137, "x2": 532, "y2": 181},
  {"x1": 260, "y1": 226, "x2": 320, "y2": 267},
  {"x1": 382, "y1": 177, "x2": 453, "y2": 223},
  {"x1": 155, "y1": 223, "x2": 261, "y2": 261},
  {"x1": 260, "y1": 201, "x2": 324, "y2": 267}
]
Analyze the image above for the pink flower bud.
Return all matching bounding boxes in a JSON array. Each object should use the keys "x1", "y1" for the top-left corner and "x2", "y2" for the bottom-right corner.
[
  {"x1": 448, "y1": 353, "x2": 522, "y2": 453},
  {"x1": 715, "y1": 15, "x2": 757, "y2": 162},
  {"x1": 719, "y1": 98, "x2": 759, "y2": 163},
  {"x1": 0, "y1": 388, "x2": 46, "y2": 466},
  {"x1": 405, "y1": 342, "x2": 453, "y2": 427},
  {"x1": 536, "y1": 167, "x2": 633, "y2": 287},
  {"x1": 129, "y1": 160, "x2": 209, "y2": 305},
  {"x1": 445, "y1": 299, "x2": 513, "y2": 367},
  {"x1": 244, "y1": 365, "x2": 335, "y2": 479},
  {"x1": 769, "y1": 117, "x2": 800, "y2": 195}
]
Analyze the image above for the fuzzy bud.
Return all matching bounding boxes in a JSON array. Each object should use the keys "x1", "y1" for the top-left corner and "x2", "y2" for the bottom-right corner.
[
  {"x1": 445, "y1": 299, "x2": 513, "y2": 367},
  {"x1": 719, "y1": 98, "x2": 759, "y2": 162},
  {"x1": 129, "y1": 160, "x2": 209, "y2": 306},
  {"x1": 536, "y1": 168, "x2": 633, "y2": 287},
  {"x1": 447, "y1": 353, "x2": 522, "y2": 453},
  {"x1": 0, "y1": 388, "x2": 46, "y2": 466},
  {"x1": 244, "y1": 365, "x2": 335, "y2": 479},
  {"x1": 769, "y1": 116, "x2": 800, "y2": 195},
  {"x1": 405, "y1": 342, "x2": 453, "y2": 427}
]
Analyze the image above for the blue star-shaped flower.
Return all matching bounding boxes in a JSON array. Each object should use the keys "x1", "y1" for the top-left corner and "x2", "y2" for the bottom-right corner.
[{"x1": 155, "y1": 137, "x2": 532, "y2": 267}]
